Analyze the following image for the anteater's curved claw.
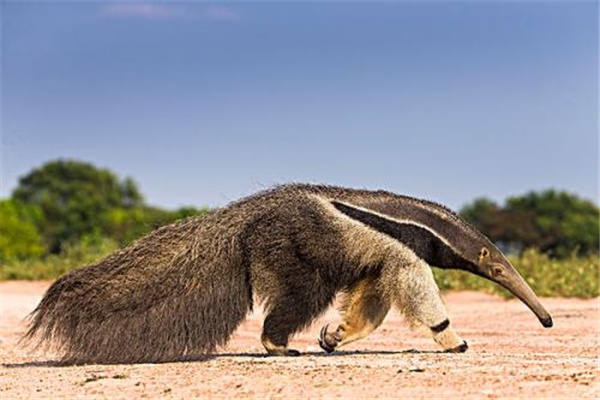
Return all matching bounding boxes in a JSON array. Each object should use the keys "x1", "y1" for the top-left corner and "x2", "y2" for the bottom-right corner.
[{"x1": 318, "y1": 324, "x2": 336, "y2": 353}]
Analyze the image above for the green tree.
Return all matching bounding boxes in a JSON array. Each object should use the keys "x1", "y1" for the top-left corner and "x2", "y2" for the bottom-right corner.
[
  {"x1": 13, "y1": 159, "x2": 144, "y2": 252},
  {"x1": 0, "y1": 199, "x2": 45, "y2": 261},
  {"x1": 460, "y1": 190, "x2": 599, "y2": 257},
  {"x1": 504, "y1": 190, "x2": 599, "y2": 257}
]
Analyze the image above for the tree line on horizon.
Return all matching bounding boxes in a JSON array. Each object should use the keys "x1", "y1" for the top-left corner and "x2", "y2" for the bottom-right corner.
[
  {"x1": 1, "y1": 159, "x2": 208, "y2": 263},
  {"x1": 1, "y1": 159, "x2": 598, "y2": 265}
]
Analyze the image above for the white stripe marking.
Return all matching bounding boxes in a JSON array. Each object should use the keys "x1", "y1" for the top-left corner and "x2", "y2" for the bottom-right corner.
[{"x1": 331, "y1": 200, "x2": 456, "y2": 251}]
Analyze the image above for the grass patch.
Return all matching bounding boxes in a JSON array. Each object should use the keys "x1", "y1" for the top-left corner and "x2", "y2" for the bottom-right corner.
[
  {"x1": 434, "y1": 249, "x2": 599, "y2": 298},
  {"x1": 0, "y1": 238, "x2": 117, "y2": 281}
]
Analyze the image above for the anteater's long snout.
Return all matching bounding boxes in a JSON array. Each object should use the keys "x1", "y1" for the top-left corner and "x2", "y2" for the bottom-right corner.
[{"x1": 498, "y1": 266, "x2": 553, "y2": 328}]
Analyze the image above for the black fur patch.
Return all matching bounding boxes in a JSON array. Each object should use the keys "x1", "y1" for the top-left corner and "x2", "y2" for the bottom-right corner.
[
  {"x1": 430, "y1": 319, "x2": 450, "y2": 333},
  {"x1": 331, "y1": 201, "x2": 468, "y2": 269}
]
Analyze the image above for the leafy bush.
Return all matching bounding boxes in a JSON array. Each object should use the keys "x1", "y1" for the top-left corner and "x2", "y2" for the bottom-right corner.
[
  {"x1": 0, "y1": 236, "x2": 118, "y2": 280},
  {"x1": 0, "y1": 199, "x2": 45, "y2": 261},
  {"x1": 434, "y1": 249, "x2": 599, "y2": 298}
]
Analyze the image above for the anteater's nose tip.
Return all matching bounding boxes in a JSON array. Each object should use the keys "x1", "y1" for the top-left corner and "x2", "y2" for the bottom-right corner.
[{"x1": 541, "y1": 316, "x2": 553, "y2": 328}]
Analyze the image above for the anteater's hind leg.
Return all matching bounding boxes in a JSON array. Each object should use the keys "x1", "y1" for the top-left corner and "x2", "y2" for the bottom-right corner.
[
  {"x1": 318, "y1": 274, "x2": 390, "y2": 353},
  {"x1": 261, "y1": 268, "x2": 336, "y2": 356},
  {"x1": 383, "y1": 258, "x2": 468, "y2": 353}
]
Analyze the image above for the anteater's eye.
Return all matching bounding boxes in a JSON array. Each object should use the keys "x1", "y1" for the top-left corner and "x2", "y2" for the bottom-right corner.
[{"x1": 492, "y1": 265, "x2": 504, "y2": 277}]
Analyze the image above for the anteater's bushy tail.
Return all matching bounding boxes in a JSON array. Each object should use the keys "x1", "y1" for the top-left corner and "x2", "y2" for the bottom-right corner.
[{"x1": 23, "y1": 215, "x2": 253, "y2": 364}]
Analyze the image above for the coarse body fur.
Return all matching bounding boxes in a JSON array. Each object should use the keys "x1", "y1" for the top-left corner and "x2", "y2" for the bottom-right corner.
[{"x1": 25, "y1": 184, "x2": 548, "y2": 364}]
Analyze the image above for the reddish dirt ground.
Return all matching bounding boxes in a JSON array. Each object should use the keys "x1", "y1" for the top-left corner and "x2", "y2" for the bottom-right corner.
[{"x1": 1, "y1": 281, "x2": 598, "y2": 399}]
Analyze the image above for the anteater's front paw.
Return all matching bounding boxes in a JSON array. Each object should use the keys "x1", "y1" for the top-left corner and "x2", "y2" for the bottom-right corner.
[
  {"x1": 318, "y1": 324, "x2": 341, "y2": 353},
  {"x1": 445, "y1": 340, "x2": 469, "y2": 353}
]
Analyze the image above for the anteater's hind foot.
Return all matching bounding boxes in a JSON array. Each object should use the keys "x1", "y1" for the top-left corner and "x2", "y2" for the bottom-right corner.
[
  {"x1": 318, "y1": 275, "x2": 390, "y2": 353},
  {"x1": 259, "y1": 263, "x2": 336, "y2": 357},
  {"x1": 261, "y1": 337, "x2": 300, "y2": 356}
]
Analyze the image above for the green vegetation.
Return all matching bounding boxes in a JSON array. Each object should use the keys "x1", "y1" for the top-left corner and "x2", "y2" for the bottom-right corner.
[
  {"x1": 12, "y1": 159, "x2": 169, "y2": 253},
  {"x1": 1, "y1": 159, "x2": 208, "y2": 279},
  {"x1": 434, "y1": 249, "x2": 599, "y2": 298},
  {"x1": 0, "y1": 199, "x2": 45, "y2": 261},
  {"x1": 460, "y1": 190, "x2": 599, "y2": 257},
  {"x1": 0, "y1": 236, "x2": 118, "y2": 280},
  {"x1": 1, "y1": 159, "x2": 598, "y2": 298}
]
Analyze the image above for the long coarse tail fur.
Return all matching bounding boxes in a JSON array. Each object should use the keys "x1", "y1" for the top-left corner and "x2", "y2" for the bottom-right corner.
[{"x1": 22, "y1": 209, "x2": 254, "y2": 364}]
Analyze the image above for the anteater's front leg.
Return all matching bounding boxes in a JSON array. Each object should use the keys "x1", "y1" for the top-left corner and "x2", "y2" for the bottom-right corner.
[
  {"x1": 383, "y1": 258, "x2": 468, "y2": 353},
  {"x1": 318, "y1": 275, "x2": 391, "y2": 353}
]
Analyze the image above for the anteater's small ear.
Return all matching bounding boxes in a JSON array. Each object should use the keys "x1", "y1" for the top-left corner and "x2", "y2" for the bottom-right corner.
[{"x1": 478, "y1": 247, "x2": 490, "y2": 263}]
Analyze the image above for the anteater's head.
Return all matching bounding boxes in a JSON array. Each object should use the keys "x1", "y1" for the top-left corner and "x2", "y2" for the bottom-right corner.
[
  {"x1": 460, "y1": 243, "x2": 553, "y2": 328},
  {"x1": 331, "y1": 194, "x2": 553, "y2": 328}
]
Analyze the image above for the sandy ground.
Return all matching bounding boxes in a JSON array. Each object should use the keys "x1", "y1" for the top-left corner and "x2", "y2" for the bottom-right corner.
[{"x1": 1, "y1": 281, "x2": 598, "y2": 399}]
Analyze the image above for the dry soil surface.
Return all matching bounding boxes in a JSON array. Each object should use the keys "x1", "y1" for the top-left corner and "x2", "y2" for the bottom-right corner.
[{"x1": 1, "y1": 281, "x2": 598, "y2": 399}]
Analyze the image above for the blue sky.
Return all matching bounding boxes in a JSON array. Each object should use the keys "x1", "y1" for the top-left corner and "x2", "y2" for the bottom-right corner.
[{"x1": 2, "y1": 1, "x2": 598, "y2": 210}]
